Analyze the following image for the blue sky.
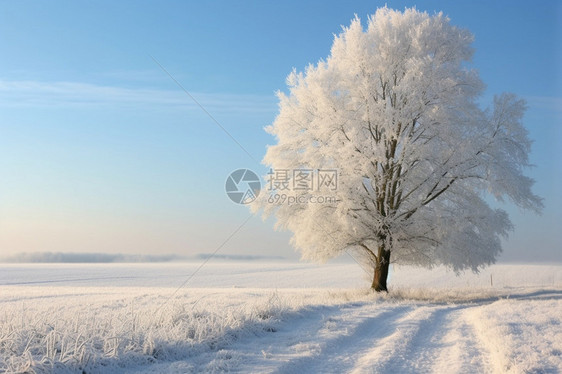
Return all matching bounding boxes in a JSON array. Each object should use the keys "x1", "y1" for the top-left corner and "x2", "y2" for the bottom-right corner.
[{"x1": 0, "y1": 1, "x2": 560, "y2": 262}]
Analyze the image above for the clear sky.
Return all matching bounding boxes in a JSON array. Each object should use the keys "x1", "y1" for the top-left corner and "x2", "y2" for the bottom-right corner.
[{"x1": 0, "y1": 0, "x2": 560, "y2": 262}]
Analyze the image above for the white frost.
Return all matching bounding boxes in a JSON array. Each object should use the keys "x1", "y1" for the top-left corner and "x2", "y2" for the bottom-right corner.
[{"x1": 253, "y1": 7, "x2": 542, "y2": 281}]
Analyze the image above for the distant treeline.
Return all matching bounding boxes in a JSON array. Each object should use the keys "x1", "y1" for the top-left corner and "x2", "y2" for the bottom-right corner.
[
  {"x1": 1, "y1": 252, "x2": 186, "y2": 263},
  {"x1": 1, "y1": 252, "x2": 286, "y2": 263}
]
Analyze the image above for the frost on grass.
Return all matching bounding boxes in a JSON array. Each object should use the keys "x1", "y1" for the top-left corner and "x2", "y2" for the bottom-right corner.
[
  {"x1": 0, "y1": 288, "x2": 370, "y2": 373},
  {"x1": 468, "y1": 298, "x2": 562, "y2": 374},
  {"x1": 0, "y1": 291, "x2": 280, "y2": 373}
]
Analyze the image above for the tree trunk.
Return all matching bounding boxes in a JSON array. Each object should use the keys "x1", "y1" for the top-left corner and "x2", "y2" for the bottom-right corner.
[{"x1": 371, "y1": 246, "x2": 391, "y2": 292}]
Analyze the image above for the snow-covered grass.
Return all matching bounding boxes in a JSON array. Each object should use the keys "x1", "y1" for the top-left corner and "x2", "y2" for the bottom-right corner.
[
  {"x1": 0, "y1": 287, "x2": 370, "y2": 373},
  {"x1": 0, "y1": 262, "x2": 560, "y2": 373},
  {"x1": 469, "y1": 297, "x2": 562, "y2": 374}
]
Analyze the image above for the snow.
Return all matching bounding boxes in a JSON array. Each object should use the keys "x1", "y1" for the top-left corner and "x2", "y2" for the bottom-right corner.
[
  {"x1": 255, "y1": 7, "x2": 542, "y2": 281},
  {"x1": 0, "y1": 262, "x2": 561, "y2": 373}
]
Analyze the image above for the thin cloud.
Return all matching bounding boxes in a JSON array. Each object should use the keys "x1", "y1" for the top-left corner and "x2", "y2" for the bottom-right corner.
[{"x1": 0, "y1": 79, "x2": 276, "y2": 114}]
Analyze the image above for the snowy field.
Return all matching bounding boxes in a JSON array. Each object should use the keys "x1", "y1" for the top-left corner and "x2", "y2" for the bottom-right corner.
[{"x1": 0, "y1": 262, "x2": 561, "y2": 373}]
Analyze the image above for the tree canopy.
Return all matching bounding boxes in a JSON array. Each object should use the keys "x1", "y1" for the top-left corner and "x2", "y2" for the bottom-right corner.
[{"x1": 253, "y1": 7, "x2": 542, "y2": 290}]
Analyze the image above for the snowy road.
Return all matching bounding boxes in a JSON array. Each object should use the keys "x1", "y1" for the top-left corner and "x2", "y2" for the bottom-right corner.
[
  {"x1": 192, "y1": 291, "x2": 561, "y2": 374},
  {"x1": 217, "y1": 301, "x2": 493, "y2": 373}
]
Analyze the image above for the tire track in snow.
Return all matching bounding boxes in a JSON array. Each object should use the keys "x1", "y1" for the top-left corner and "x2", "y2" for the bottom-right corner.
[
  {"x1": 363, "y1": 305, "x2": 491, "y2": 374},
  {"x1": 272, "y1": 304, "x2": 414, "y2": 374},
  {"x1": 348, "y1": 305, "x2": 439, "y2": 373},
  {"x1": 429, "y1": 307, "x2": 492, "y2": 374},
  {"x1": 253, "y1": 302, "x2": 494, "y2": 374}
]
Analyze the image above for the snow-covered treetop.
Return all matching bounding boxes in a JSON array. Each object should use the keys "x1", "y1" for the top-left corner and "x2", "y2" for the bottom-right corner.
[{"x1": 252, "y1": 7, "x2": 543, "y2": 273}]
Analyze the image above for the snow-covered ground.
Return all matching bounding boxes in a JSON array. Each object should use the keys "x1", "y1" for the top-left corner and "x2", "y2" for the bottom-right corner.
[{"x1": 0, "y1": 262, "x2": 561, "y2": 373}]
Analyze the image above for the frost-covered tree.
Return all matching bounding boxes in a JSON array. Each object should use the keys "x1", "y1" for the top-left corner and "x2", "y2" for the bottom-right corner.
[{"x1": 253, "y1": 8, "x2": 542, "y2": 291}]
